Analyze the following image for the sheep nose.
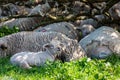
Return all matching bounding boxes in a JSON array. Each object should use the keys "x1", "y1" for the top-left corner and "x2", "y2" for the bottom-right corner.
[{"x1": 98, "y1": 52, "x2": 110, "y2": 59}]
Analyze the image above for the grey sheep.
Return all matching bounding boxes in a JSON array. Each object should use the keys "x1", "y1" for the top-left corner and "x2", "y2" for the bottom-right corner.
[
  {"x1": 34, "y1": 22, "x2": 79, "y2": 40},
  {"x1": 0, "y1": 31, "x2": 86, "y2": 61}
]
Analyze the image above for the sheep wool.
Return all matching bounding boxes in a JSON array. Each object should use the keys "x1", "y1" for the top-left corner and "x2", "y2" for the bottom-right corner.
[
  {"x1": 10, "y1": 42, "x2": 62, "y2": 69},
  {"x1": 34, "y1": 22, "x2": 79, "y2": 40},
  {"x1": 0, "y1": 31, "x2": 86, "y2": 61}
]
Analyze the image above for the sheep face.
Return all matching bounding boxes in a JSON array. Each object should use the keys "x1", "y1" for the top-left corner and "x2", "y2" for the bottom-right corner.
[
  {"x1": 43, "y1": 40, "x2": 64, "y2": 57},
  {"x1": 49, "y1": 39, "x2": 86, "y2": 62},
  {"x1": 0, "y1": 40, "x2": 8, "y2": 57}
]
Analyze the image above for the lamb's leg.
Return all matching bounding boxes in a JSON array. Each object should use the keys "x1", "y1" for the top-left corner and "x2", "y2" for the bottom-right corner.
[{"x1": 20, "y1": 61, "x2": 32, "y2": 69}]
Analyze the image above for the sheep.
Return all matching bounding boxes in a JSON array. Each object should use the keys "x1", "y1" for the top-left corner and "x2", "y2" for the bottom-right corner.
[
  {"x1": 10, "y1": 39, "x2": 86, "y2": 69},
  {"x1": 0, "y1": 31, "x2": 86, "y2": 61},
  {"x1": 10, "y1": 42, "x2": 62, "y2": 69},
  {"x1": 50, "y1": 40, "x2": 86, "y2": 62},
  {"x1": 33, "y1": 22, "x2": 79, "y2": 40}
]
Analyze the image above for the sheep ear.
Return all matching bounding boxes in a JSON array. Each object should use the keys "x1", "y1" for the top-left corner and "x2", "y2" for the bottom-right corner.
[
  {"x1": 59, "y1": 43, "x2": 65, "y2": 47},
  {"x1": 74, "y1": 40, "x2": 77, "y2": 43},
  {"x1": 43, "y1": 43, "x2": 54, "y2": 49},
  {"x1": 0, "y1": 43, "x2": 7, "y2": 50}
]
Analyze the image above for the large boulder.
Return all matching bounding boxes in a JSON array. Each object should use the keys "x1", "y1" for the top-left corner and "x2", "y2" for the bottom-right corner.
[
  {"x1": 79, "y1": 26, "x2": 120, "y2": 59},
  {"x1": 109, "y1": 2, "x2": 120, "y2": 20}
]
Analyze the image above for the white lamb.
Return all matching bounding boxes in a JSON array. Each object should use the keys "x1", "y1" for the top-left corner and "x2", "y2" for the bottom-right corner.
[{"x1": 10, "y1": 42, "x2": 62, "y2": 69}]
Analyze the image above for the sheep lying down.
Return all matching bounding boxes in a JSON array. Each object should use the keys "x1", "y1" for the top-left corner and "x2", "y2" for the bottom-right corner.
[
  {"x1": 34, "y1": 22, "x2": 79, "y2": 40},
  {"x1": 10, "y1": 39, "x2": 86, "y2": 69},
  {"x1": 10, "y1": 42, "x2": 62, "y2": 69},
  {"x1": 0, "y1": 31, "x2": 86, "y2": 62}
]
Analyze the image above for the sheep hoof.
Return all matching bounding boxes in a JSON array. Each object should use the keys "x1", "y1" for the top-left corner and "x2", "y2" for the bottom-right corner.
[{"x1": 20, "y1": 62, "x2": 32, "y2": 69}]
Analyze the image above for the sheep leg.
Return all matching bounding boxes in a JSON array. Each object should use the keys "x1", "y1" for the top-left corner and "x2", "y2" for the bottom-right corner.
[{"x1": 20, "y1": 61, "x2": 32, "y2": 69}]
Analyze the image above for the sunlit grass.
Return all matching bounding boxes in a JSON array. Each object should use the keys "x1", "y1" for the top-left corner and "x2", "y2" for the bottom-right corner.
[
  {"x1": 0, "y1": 55, "x2": 120, "y2": 80},
  {"x1": 0, "y1": 26, "x2": 120, "y2": 80}
]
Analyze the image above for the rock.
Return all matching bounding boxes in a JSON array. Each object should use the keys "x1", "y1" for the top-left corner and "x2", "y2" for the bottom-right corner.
[
  {"x1": 1, "y1": 3, "x2": 20, "y2": 16},
  {"x1": 72, "y1": 1, "x2": 91, "y2": 14},
  {"x1": 77, "y1": 19, "x2": 97, "y2": 37},
  {"x1": 0, "y1": 17, "x2": 42, "y2": 31},
  {"x1": 29, "y1": 2, "x2": 51, "y2": 16},
  {"x1": 94, "y1": 14, "x2": 107, "y2": 22},
  {"x1": 79, "y1": 26, "x2": 120, "y2": 59},
  {"x1": 92, "y1": 2, "x2": 106, "y2": 15},
  {"x1": 109, "y1": 2, "x2": 120, "y2": 20},
  {"x1": 0, "y1": 2, "x2": 51, "y2": 31}
]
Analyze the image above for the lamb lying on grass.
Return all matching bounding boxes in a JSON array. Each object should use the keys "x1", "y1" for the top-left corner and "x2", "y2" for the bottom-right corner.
[
  {"x1": 10, "y1": 42, "x2": 62, "y2": 69},
  {"x1": 0, "y1": 31, "x2": 86, "y2": 62},
  {"x1": 10, "y1": 39, "x2": 86, "y2": 69}
]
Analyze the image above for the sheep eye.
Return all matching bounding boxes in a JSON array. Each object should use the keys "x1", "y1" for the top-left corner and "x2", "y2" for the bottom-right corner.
[
  {"x1": 57, "y1": 47, "x2": 60, "y2": 51},
  {"x1": 0, "y1": 44, "x2": 7, "y2": 50}
]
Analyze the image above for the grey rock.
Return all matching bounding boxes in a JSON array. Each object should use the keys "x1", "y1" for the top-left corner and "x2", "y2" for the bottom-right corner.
[
  {"x1": 77, "y1": 19, "x2": 97, "y2": 37},
  {"x1": 0, "y1": 3, "x2": 51, "y2": 31},
  {"x1": 0, "y1": 17, "x2": 42, "y2": 31},
  {"x1": 79, "y1": 26, "x2": 120, "y2": 59},
  {"x1": 94, "y1": 14, "x2": 106, "y2": 22},
  {"x1": 109, "y1": 2, "x2": 120, "y2": 20},
  {"x1": 72, "y1": 1, "x2": 91, "y2": 15},
  {"x1": 1, "y1": 3, "x2": 20, "y2": 16},
  {"x1": 29, "y1": 2, "x2": 51, "y2": 16}
]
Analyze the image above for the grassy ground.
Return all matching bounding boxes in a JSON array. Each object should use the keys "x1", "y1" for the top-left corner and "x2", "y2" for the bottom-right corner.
[
  {"x1": 0, "y1": 27, "x2": 120, "y2": 80},
  {"x1": 0, "y1": 55, "x2": 120, "y2": 80}
]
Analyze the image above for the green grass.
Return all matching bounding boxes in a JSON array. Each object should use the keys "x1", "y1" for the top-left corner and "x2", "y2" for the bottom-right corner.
[
  {"x1": 0, "y1": 55, "x2": 120, "y2": 80},
  {"x1": 0, "y1": 26, "x2": 19, "y2": 37},
  {"x1": 0, "y1": 26, "x2": 120, "y2": 80}
]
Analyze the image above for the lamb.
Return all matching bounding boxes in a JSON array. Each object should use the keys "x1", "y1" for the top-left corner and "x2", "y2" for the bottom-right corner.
[
  {"x1": 0, "y1": 31, "x2": 86, "y2": 61},
  {"x1": 33, "y1": 22, "x2": 79, "y2": 40},
  {"x1": 10, "y1": 42, "x2": 62, "y2": 69}
]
